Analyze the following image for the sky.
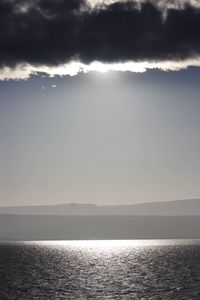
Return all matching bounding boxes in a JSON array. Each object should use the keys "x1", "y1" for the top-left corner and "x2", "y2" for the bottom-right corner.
[{"x1": 1, "y1": 0, "x2": 200, "y2": 206}]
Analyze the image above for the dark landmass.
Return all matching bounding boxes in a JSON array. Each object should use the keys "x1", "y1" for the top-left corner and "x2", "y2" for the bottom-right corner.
[
  {"x1": 1, "y1": 215, "x2": 200, "y2": 240},
  {"x1": 1, "y1": 198, "x2": 200, "y2": 216}
]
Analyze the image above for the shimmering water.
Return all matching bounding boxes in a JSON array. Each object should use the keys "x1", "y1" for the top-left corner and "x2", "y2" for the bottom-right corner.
[{"x1": 1, "y1": 240, "x2": 200, "y2": 299}]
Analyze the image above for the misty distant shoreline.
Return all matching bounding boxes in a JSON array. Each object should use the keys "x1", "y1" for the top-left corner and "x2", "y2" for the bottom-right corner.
[
  {"x1": 1, "y1": 198, "x2": 200, "y2": 216},
  {"x1": 2, "y1": 199, "x2": 200, "y2": 240}
]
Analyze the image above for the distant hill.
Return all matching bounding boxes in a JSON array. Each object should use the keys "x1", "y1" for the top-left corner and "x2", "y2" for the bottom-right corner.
[{"x1": 1, "y1": 198, "x2": 200, "y2": 215}]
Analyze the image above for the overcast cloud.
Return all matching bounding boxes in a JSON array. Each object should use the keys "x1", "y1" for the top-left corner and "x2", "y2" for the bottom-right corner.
[{"x1": 1, "y1": 0, "x2": 200, "y2": 79}]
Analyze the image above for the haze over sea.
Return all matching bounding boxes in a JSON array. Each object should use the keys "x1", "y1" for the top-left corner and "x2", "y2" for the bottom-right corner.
[{"x1": 1, "y1": 239, "x2": 200, "y2": 299}]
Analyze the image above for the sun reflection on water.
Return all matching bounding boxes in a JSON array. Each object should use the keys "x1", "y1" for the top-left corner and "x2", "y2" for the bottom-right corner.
[
  {"x1": 24, "y1": 239, "x2": 197, "y2": 252},
  {"x1": 30, "y1": 239, "x2": 164, "y2": 250}
]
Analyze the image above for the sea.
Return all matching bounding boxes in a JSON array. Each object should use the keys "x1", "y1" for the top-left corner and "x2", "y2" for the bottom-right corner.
[{"x1": 1, "y1": 239, "x2": 200, "y2": 299}]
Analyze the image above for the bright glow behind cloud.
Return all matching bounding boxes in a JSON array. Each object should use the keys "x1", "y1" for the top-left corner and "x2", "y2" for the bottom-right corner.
[{"x1": 1, "y1": 58, "x2": 200, "y2": 80}]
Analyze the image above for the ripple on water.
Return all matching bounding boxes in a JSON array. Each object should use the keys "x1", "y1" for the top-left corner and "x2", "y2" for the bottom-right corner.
[{"x1": 1, "y1": 240, "x2": 200, "y2": 299}]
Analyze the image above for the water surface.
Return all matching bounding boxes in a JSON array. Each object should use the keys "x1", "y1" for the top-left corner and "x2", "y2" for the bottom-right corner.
[{"x1": 1, "y1": 239, "x2": 200, "y2": 299}]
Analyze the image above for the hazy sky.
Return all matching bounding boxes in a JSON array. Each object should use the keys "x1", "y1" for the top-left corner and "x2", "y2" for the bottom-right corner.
[
  {"x1": 1, "y1": 68, "x2": 200, "y2": 206},
  {"x1": 1, "y1": 0, "x2": 200, "y2": 206}
]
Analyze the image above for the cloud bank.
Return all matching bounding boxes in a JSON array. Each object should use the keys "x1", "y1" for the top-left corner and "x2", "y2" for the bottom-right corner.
[{"x1": 1, "y1": 0, "x2": 200, "y2": 79}]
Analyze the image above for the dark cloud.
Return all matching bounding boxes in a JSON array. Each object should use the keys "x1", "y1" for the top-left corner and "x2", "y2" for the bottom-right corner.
[
  {"x1": 0, "y1": 0, "x2": 200, "y2": 75},
  {"x1": 0, "y1": 0, "x2": 87, "y2": 68}
]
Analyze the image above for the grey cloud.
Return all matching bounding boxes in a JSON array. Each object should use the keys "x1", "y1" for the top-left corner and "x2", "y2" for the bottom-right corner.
[{"x1": 0, "y1": 0, "x2": 200, "y2": 76}]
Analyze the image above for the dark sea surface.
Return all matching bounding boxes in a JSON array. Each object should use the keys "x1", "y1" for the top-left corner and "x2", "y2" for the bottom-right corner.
[{"x1": 1, "y1": 240, "x2": 200, "y2": 299}]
